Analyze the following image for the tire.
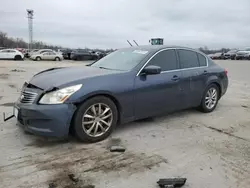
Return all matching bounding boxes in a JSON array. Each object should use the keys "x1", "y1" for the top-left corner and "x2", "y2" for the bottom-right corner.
[
  {"x1": 55, "y1": 57, "x2": 60, "y2": 61},
  {"x1": 14, "y1": 55, "x2": 22, "y2": 60},
  {"x1": 73, "y1": 96, "x2": 118, "y2": 142},
  {"x1": 36, "y1": 57, "x2": 41, "y2": 61},
  {"x1": 76, "y1": 56, "x2": 81, "y2": 61},
  {"x1": 200, "y1": 84, "x2": 219, "y2": 113}
]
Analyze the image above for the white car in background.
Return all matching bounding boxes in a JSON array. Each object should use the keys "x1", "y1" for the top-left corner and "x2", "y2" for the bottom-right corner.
[
  {"x1": 235, "y1": 47, "x2": 250, "y2": 60},
  {"x1": 30, "y1": 51, "x2": 63, "y2": 61},
  {"x1": 0, "y1": 49, "x2": 24, "y2": 60}
]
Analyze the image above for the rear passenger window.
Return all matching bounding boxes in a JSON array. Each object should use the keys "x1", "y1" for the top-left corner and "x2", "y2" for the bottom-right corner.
[
  {"x1": 197, "y1": 53, "x2": 207, "y2": 67},
  {"x1": 178, "y1": 49, "x2": 199, "y2": 69},
  {"x1": 147, "y1": 49, "x2": 178, "y2": 71}
]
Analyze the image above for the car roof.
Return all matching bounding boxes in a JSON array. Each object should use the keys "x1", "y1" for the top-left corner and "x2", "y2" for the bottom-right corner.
[
  {"x1": 119, "y1": 45, "x2": 200, "y2": 53},
  {"x1": 37, "y1": 49, "x2": 52, "y2": 51},
  {"x1": 0, "y1": 49, "x2": 17, "y2": 51}
]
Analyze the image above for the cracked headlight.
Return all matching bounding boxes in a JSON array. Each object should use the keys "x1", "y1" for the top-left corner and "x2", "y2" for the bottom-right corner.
[{"x1": 39, "y1": 84, "x2": 82, "y2": 104}]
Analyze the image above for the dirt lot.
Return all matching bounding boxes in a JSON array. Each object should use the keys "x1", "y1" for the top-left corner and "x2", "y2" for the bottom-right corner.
[{"x1": 0, "y1": 60, "x2": 250, "y2": 188}]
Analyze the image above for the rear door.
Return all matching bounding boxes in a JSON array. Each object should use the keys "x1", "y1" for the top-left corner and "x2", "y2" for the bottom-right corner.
[
  {"x1": 177, "y1": 49, "x2": 206, "y2": 108},
  {"x1": 42, "y1": 52, "x2": 50, "y2": 60},
  {"x1": 134, "y1": 49, "x2": 184, "y2": 119},
  {"x1": 48, "y1": 52, "x2": 56, "y2": 60}
]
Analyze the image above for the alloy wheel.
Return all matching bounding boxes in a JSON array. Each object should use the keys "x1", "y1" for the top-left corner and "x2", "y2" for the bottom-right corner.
[
  {"x1": 82, "y1": 103, "x2": 113, "y2": 137},
  {"x1": 205, "y1": 88, "x2": 217, "y2": 109}
]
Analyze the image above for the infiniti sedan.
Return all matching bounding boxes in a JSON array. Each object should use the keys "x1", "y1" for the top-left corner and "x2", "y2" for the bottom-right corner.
[{"x1": 14, "y1": 46, "x2": 228, "y2": 142}]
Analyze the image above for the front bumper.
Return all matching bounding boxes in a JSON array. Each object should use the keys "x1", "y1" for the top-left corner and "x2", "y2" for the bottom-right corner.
[{"x1": 15, "y1": 102, "x2": 76, "y2": 138}]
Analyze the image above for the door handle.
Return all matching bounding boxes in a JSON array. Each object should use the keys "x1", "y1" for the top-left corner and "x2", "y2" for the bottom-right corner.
[
  {"x1": 203, "y1": 70, "x2": 208, "y2": 75},
  {"x1": 171, "y1": 75, "x2": 180, "y2": 81}
]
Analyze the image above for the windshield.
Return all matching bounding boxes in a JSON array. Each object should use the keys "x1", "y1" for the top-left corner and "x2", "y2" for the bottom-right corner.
[{"x1": 91, "y1": 49, "x2": 149, "y2": 71}]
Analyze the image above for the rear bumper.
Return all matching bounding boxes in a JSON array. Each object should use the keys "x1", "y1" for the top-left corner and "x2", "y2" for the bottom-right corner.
[{"x1": 15, "y1": 102, "x2": 76, "y2": 138}]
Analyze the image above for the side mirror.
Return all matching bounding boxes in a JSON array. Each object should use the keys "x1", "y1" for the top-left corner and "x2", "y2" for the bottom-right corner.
[{"x1": 142, "y1": 65, "x2": 161, "y2": 75}]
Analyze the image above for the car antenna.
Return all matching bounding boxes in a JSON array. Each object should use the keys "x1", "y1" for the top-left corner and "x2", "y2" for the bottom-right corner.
[
  {"x1": 133, "y1": 40, "x2": 139, "y2": 46},
  {"x1": 127, "y1": 40, "x2": 133, "y2": 47}
]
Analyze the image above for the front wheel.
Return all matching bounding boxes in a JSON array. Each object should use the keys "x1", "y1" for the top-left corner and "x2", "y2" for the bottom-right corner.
[
  {"x1": 200, "y1": 84, "x2": 219, "y2": 113},
  {"x1": 14, "y1": 55, "x2": 22, "y2": 60},
  {"x1": 73, "y1": 96, "x2": 118, "y2": 142}
]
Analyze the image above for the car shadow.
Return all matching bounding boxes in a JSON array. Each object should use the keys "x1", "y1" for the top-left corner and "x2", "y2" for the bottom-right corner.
[{"x1": 22, "y1": 106, "x2": 219, "y2": 146}]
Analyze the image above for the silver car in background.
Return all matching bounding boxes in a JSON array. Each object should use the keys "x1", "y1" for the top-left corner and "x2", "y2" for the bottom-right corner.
[{"x1": 30, "y1": 51, "x2": 63, "y2": 61}]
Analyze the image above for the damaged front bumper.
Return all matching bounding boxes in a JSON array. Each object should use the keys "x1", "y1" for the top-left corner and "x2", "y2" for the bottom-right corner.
[{"x1": 14, "y1": 102, "x2": 76, "y2": 138}]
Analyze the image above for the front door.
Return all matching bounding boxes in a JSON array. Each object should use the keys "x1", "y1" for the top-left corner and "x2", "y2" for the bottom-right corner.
[
  {"x1": 134, "y1": 49, "x2": 184, "y2": 119},
  {"x1": 0, "y1": 50, "x2": 8, "y2": 59}
]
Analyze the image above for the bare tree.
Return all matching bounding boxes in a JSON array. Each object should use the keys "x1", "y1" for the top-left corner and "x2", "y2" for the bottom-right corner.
[{"x1": 0, "y1": 30, "x2": 63, "y2": 50}]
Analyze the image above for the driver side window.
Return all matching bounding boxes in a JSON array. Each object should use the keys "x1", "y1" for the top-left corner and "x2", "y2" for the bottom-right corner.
[{"x1": 147, "y1": 49, "x2": 178, "y2": 71}]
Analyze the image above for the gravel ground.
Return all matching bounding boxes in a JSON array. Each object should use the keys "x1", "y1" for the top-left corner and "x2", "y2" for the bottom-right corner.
[{"x1": 0, "y1": 60, "x2": 249, "y2": 188}]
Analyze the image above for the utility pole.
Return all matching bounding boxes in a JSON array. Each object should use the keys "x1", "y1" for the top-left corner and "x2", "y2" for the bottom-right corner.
[{"x1": 27, "y1": 9, "x2": 34, "y2": 51}]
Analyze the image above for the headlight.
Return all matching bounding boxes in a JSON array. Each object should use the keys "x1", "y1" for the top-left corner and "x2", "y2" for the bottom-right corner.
[{"x1": 39, "y1": 84, "x2": 82, "y2": 104}]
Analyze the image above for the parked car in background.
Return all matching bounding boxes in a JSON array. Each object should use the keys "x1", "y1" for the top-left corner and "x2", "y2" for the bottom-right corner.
[
  {"x1": 70, "y1": 49, "x2": 98, "y2": 61},
  {"x1": 224, "y1": 50, "x2": 238, "y2": 60},
  {"x1": 0, "y1": 49, "x2": 24, "y2": 60},
  {"x1": 235, "y1": 48, "x2": 250, "y2": 60},
  {"x1": 61, "y1": 49, "x2": 72, "y2": 60},
  {"x1": 16, "y1": 48, "x2": 25, "y2": 54},
  {"x1": 95, "y1": 51, "x2": 106, "y2": 59},
  {"x1": 14, "y1": 46, "x2": 228, "y2": 142},
  {"x1": 35, "y1": 49, "x2": 54, "y2": 55},
  {"x1": 208, "y1": 52, "x2": 224, "y2": 60},
  {"x1": 25, "y1": 49, "x2": 39, "y2": 58},
  {"x1": 30, "y1": 51, "x2": 63, "y2": 61}
]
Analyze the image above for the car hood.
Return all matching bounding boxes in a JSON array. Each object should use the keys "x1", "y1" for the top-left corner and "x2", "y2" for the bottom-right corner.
[{"x1": 29, "y1": 66, "x2": 119, "y2": 90}]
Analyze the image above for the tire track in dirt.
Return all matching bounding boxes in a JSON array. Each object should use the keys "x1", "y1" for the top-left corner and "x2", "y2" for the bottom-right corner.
[{"x1": 0, "y1": 144, "x2": 167, "y2": 188}]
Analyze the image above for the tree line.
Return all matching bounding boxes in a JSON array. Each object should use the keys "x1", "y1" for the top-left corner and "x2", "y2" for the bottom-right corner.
[
  {"x1": 0, "y1": 30, "x2": 231, "y2": 54},
  {"x1": 0, "y1": 31, "x2": 62, "y2": 50}
]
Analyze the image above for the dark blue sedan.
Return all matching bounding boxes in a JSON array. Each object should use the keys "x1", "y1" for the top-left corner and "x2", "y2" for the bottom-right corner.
[{"x1": 14, "y1": 46, "x2": 228, "y2": 142}]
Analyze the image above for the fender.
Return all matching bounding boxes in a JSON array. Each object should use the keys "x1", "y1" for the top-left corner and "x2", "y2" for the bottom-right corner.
[
  {"x1": 205, "y1": 75, "x2": 222, "y2": 89},
  {"x1": 198, "y1": 75, "x2": 222, "y2": 103},
  {"x1": 67, "y1": 90, "x2": 125, "y2": 123}
]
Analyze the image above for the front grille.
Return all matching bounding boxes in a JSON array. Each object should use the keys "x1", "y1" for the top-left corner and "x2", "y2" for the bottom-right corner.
[{"x1": 20, "y1": 90, "x2": 38, "y2": 104}]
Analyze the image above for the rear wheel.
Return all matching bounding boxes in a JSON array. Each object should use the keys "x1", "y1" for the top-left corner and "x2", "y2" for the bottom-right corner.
[
  {"x1": 73, "y1": 96, "x2": 118, "y2": 142},
  {"x1": 200, "y1": 84, "x2": 219, "y2": 113},
  {"x1": 55, "y1": 57, "x2": 60, "y2": 61},
  {"x1": 36, "y1": 56, "x2": 41, "y2": 61}
]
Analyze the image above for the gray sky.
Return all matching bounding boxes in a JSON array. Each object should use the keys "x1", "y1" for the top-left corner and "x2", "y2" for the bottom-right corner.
[{"x1": 0, "y1": 0, "x2": 250, "y2": 49}]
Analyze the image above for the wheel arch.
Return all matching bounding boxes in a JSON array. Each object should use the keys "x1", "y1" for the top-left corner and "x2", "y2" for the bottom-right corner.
[
  {"x1": 205, "y1": 78, "x2": 222, "y2": 99},
  {"x1": 69, "y1": 92, "x2": 122, "y2": 134},
  {"x1": 14, "y1": 54, "x2": 22, "y2": 60}
]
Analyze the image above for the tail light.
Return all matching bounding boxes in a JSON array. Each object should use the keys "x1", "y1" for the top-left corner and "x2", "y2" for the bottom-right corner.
[{"x1": 224, "y1": 69, "x2": 228, "y2": 76}]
